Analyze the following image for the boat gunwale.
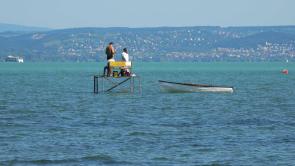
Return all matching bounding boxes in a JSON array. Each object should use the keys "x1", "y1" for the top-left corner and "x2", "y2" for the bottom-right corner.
[{"x1": 158, "y1": 80, "x2": 234, "y2": 89}]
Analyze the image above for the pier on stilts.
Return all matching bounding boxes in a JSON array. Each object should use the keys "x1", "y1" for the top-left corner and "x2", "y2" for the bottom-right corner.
[{"x1": 93, "y1": 61, "x2": 141, "y2": 94}]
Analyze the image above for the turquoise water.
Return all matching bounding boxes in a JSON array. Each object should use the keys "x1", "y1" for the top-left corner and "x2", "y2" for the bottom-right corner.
[{"x1": 0, "y1": 62, "x2": 295, "y2": 165}]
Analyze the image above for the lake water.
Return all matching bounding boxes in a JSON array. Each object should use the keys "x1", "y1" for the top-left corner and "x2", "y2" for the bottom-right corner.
[{"x1": 0, "y1": 62, "x2": 295, "y2": 165}]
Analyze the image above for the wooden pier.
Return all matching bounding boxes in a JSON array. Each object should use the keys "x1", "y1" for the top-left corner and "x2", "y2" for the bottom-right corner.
[{"x1": 93, "y1": 61, "x2": 141, "y2": 94}]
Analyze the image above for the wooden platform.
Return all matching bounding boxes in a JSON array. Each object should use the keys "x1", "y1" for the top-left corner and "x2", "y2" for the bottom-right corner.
[{"x1": 93, "y1": 61, "x2": 141, "y2": 94}]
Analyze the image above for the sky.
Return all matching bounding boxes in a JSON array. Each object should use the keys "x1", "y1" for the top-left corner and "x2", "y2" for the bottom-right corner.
[{"x1": 0, "y1": 0, "x2": 295, "y2": 29}]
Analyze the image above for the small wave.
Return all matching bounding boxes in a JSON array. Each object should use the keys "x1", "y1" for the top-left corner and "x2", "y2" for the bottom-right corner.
[
  {"x1": 227, "y1": 118, "x2": 282, "y2": 126},
  {"x1": 128, "y1": 131, "x2": 155, "y2": 136},
  {"x1": 198, "y1": 148, "x2": 215, "y2": 152},
  {"x1": 3, "y1": 158, "x2": 77, "y2": 165},
  {"x1": 152, "y1": 156, "x2": 169, "y2": 161},
  {"x1": 0, "y1": 105, "x2": 8, "y2": 109},
  {"x1": 3, "y1": 154, "x2": 121, "y2": 165},
  {"x1": 273, "y1": 135, "x2": 295, "y2": 144},
  {"x1": 82, "y1": 154, "x2": 115, "y2": 162}
]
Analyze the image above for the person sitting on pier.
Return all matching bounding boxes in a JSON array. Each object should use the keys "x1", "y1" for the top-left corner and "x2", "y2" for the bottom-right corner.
[
  {"x1": 122, "y1": 48, "x2": 129, "y2": 62},
  {"x1": 120, "y1": 48, "x2": 131, "y2": 76},
  {"x1": 104, "y1": 42, "x2": 116, "y2": 76}
]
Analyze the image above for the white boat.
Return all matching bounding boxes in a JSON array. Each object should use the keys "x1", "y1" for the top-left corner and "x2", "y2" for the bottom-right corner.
[
  {"x1": 159, "y1": 80, "x2": 234, "y2": 93},
  {"x1": 5, "y1": 56, "x2": 24, "y2": 63}
]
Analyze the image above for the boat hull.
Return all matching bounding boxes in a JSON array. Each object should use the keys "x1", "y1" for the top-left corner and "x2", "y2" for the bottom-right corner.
[
  {"x1": 5, "y1": 56, "x2": 24, "y2": 63},
  {"x1": 159, "y1": 80, "x2": 234, "y2": 93}
]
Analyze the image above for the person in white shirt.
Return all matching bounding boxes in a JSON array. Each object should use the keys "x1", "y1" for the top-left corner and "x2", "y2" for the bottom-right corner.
[
  {"x1": 121, "y1": 48, "x2": 129, "y2": 62},
  {"x1": 121, "y1": 48, "x2": 130, "y2": 76}
]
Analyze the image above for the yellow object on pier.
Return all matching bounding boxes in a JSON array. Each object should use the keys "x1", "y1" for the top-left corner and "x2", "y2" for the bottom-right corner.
[{"x1": 109, "y1": 61, "x2": 132, "y2": 68}]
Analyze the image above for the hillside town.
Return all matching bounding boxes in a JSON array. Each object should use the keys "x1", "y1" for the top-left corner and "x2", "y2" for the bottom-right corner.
[{"x1": 1, "y1": 26, "x2": 295, "y2": 61}]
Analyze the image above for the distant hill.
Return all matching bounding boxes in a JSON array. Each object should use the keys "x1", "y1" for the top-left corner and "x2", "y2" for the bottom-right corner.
[
  {"x1": 0, "y1": 26, "x2": 295, "y2": 61},
  {"x1": 0, "y1": 23, "x2": 51, "y2": 32},
  {"x1": 218, "y1": 31, "x2": 295, "y2": 48}
]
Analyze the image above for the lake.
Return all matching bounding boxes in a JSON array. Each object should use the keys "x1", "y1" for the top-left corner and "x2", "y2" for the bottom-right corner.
[{"x1": 0, "y1": 62, "x2": 294, "y2": 165}]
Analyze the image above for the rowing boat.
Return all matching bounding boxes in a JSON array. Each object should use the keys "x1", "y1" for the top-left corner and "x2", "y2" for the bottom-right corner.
[{"x1": 159, "y1": 80, "x2": 234, "y2": 93}]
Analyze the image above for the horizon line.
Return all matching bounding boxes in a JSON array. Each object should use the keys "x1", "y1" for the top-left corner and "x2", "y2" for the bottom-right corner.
[{"x1": 2, "y1": 22, "x2": 295, "y2": 30}]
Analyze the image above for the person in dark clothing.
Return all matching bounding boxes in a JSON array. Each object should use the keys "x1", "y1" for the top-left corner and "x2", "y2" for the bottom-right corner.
[
  {"x1": 104, "y1": 42, "x2": 116, "y2": 76},
  {"x1": 105, "y1": 42, "x2": 116, "y2": 61}
]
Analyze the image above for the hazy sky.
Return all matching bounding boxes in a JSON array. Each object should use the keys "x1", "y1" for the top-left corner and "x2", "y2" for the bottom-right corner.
[{"x1": 0, "y1": 0, "x2": 295, "y2": 29}]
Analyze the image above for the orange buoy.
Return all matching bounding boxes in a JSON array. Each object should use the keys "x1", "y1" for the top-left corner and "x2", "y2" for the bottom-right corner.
[{"x1": 282, "y1": 69, "x2": 289, "y2": 74}]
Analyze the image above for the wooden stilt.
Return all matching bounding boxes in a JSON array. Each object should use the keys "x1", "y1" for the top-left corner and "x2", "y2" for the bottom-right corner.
[{"x1": 93, "y1": 75, "x2": 99, "y2": 94}]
